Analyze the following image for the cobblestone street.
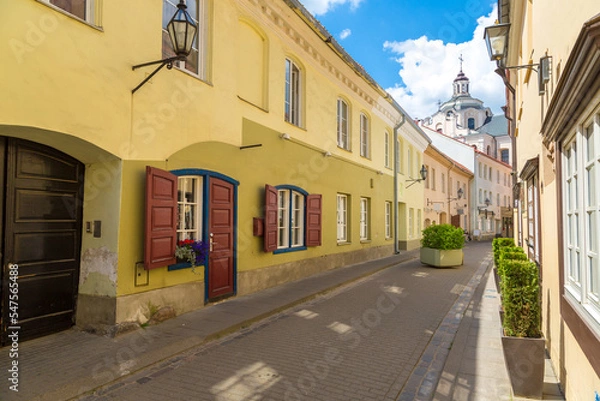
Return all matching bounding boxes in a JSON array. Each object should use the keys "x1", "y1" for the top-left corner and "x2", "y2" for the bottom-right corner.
[{"x1": 78, "y1": 243, "x2": 490, "y2": 401}]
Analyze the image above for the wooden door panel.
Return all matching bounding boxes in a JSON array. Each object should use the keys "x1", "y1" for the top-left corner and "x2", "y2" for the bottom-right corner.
[
  {"x1": 1, "y1": 138, "x2": 84, "y2": 345},
  {"x1": 18, "y1": 273, "x2": 75, "y2": 320},
  {"x1": 207, "y1": 178, "x2": 235, "y2": 300}
]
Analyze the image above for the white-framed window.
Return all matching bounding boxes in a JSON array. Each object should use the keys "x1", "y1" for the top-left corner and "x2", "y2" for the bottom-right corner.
[
  {"x1": 285, "y1": 58, "x2": 301, "y2": 126},
  {"x1": 417, "y1": 209, "x2": 422, "y2": 236},
  {"x1": 501, "y1": 149, "x2": 510, "y2": 164},
  {"x1": 360, "y1": 113, "x2": 370, "y2": 158},
  {"x1": 479, "y1": 189, "x2": 482, "y2": 204},
  {"x1": 441, "y1": 173, "x2": 446, "y2": 194},
  {"x1": 337, "y1": 194, "x2": 349, "y2": 242},
  {"x1": 360, "y1": 197, "x2": 370, "y2": 240},
  {"x1": 163, "y1": 0, "x2": 208, "y2": 79},
  {"x1": 177, "y1": 176, "x2": 203, "y2": 241},
  {"x1": 479, "y1": 162, "x2": 482, "y2": 178},
  {"x1": 424, "y1": 164, "x2": 430, "y2": 189},
  {"x1": 277, "y1": 188, "x2": 305, "y2": 249},
  {"x1": 40, "y1": 0, "x2": 98, "y2": 24},
  {"x1": 408, "y1": 208, "x2": 414, "y2": 238},
  {"x1": 431, "y1": 167, "x2": 436, "y2": 190},
  {"x1": 385, "y1": 201, "x2": 392, "y2": 239},
  {"x1": 384, "y1": 131, "x2": 390, "y2": 168},
  {"x1": 497, "y1": 170, "x2": 500, "y2": 184},
  {"x1": 497, "y1": 193, "x2": 500, "y2": 208},
  {"x1": 562, "y1": 114, "x2": 600, "y2": 328},
  {"x1": 408, "y1": 147, "x2": 413, "y2": 178},
  {"x1": 337, "y1": 99, "x2": 350, "y2": 150}
]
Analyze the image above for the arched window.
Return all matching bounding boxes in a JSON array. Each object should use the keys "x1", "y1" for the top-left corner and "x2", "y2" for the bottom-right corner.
[{"x1": 468, "y1": 117, "x2": 475, "y2": 129}]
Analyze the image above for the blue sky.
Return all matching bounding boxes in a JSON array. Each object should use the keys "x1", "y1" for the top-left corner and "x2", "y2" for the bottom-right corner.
[{"x1": 300, "y1": 0, "x2": 503, "y2": 119}]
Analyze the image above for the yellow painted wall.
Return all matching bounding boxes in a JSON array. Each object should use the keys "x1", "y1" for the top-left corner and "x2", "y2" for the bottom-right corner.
[
  {"x1": 1, "y1": 0, "x2": 429, "y2": 326},
  {"x1": 116, "y1": 119, "x2": 397, "y2": 296}
]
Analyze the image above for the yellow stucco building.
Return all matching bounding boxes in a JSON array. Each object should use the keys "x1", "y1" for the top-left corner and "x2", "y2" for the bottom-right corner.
[
  {"x1": 0, "y1": 0, "x2": 429, "y2": 343},
  {"x1": 489, "y1": 0, "x2": 600, "y2": 397}
]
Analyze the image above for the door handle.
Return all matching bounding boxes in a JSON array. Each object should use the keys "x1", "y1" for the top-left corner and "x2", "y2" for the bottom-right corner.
[{"x1": 209, "y1": 233, "x2": 214, "y2": 251}]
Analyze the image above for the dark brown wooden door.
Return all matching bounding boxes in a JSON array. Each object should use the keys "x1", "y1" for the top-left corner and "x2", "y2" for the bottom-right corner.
[
  {"x1": 451, "y1": 214, "x2": 461, "y2": 228},
  {"x1": 207, "y1": 177, "x2": 234, "y2": 301},
  {"x1": 1, "y1": 138, "x2": 84, "y2": 344}
]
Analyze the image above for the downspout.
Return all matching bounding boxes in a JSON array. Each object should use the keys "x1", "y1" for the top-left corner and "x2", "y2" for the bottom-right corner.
[
  {"x1": 393, "y1": 114, "x2": 406, "y2": 254},
  {"x1": 447, "y1": 161, "x2": 456, "y2": 223},
  {"x1": 496, "y1": 67, "x2": 519, "y2": 244}
]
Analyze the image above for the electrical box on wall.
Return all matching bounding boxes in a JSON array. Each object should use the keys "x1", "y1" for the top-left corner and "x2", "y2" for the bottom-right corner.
[{"x1": 135, "y1": 262, "x2": 149, "y2": 287}]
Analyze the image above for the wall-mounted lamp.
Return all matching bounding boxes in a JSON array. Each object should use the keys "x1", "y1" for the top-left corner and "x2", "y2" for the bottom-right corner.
[
  {"x1": 406, "y1": 165, "x2": 428, "y2": 188},
  {"x1": 280, "y1": 133, "x2": 291, "y2": 140},
  {"x1": 448, "y1": 187, "x2": 464, "y2": 203},
  {"x1": 484, "y1": 22, "x2": 551, "y2": 95},
  {"x1": 132, "y1": 0, "x2": 198, "y2": 93},
  {"x1": 478, "y1": 197, "x2": 493, "y2": 217}
]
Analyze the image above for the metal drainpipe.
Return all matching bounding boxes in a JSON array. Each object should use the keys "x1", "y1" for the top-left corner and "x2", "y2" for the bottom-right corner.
[
  {"x1": 393, "y1": 114, "x2": 406, "y2": 254},
  {"x1": 447, "y1": 161, "x2": 456, "y2": 222}
]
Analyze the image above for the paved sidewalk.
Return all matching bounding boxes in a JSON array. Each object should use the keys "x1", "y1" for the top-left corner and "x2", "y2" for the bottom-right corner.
[
  {"x1": 2, "y1": 250, "x2": 420, "y2": 401},
  {"x1": 1, "y1": 242, "x2": 566, "y2": 401},
  {"x1": 432, "y1": 261, "x2": 565, "y2": 401}
]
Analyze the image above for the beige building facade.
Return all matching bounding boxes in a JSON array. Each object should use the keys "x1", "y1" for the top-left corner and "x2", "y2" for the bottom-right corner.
[
  {"x1": 492, "y1": 0, "x2": 600, "y2": 398},
  {"x1": 423, "y1": 145, "x2": 472, "y2": 231}
]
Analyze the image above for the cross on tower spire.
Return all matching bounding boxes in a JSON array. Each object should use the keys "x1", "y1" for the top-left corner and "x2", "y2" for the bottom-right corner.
[{"x1": 459, "y1": 54, "x2": 463, "y2": 72}]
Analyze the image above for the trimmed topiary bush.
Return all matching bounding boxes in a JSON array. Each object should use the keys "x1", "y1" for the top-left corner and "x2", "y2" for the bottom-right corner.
[
  {"x1": 502, "y1": 259, "x2": 542, "y2": 338},
  {"x1": 492, "y1": 237, "x2": 516, "y2": 267},
  {"x1": 421, "y1": 224, "x2": 465, "y2": 250}
]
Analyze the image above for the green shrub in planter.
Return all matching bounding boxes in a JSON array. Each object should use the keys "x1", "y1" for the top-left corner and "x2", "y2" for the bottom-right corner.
[
  {"x1": 421, "y1": 224, "x2": 464, "y2": 250},
  {"x1": 498, "y1": 251, "x2": 528, "y2": 294},
  {"x1": 502, "y1": 259, "x2": 541, "y2": 338},
  {"x1": 492, "y1": 237, "x2": 516, "y2": 267}
]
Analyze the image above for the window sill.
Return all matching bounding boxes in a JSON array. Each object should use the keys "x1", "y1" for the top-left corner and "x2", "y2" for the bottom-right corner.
[
  {"x1": 168, "y1": 262, "x2": 205, "y2": 271},
  {"x1": 172, "y1": 64, "x2": 212, "y2": 87},
  {"x1": 36, "y1": 0, "x2": 103, "y2": 31},
  {"x1": 273, "y1": 246, "x2": 307, "y2": 254},
  {"x1": 360, "y1": 239, "x2": 371, "y2": 244},
  {"x1": 337, "y1": 146, "x2": 352, "y2": 153},
  {"x1": 337, "y1": 241, "x2": 351, "y2": 246}
]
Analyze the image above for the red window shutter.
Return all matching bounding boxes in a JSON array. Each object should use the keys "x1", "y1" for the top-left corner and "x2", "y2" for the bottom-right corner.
[
  {"x1": 264, "y1": 184, "x2": 278, "y2": 252},
  {"x1": 144, "y1": 166, "x2": 178, "y2": 269},
  {"x1": 305, "y1": 194, "x2": 322, "y2": 246}
]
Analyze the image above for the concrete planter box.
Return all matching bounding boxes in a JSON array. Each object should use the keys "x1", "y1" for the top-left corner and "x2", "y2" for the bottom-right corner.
[
  {"x1": 501, "y1": 335, "x2": 545, "y2": 399},
  {"x1": 420, "y1": 247, "x2": 464, "y2": 267}
]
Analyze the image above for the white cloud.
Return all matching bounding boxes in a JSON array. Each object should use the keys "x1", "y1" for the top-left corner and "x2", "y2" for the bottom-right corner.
[
  {"x1": 339, "y1": 29, "x2": 352, "y2": 40},
  {"x1": 383, "y1": 6, "x2": 504, "y2": 119},
  {"x1": 302, "y1": 0, "x2": 363, "y2": 16}
]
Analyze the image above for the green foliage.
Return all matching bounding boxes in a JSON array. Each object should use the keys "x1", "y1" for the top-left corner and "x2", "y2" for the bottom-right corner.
[
  {"x1": 492, "y1": 237, "x2": 516, "y2": 266},
  {"x1": 497, "y1": 250, "x2": 528, "y2": 293},
  {"x1": 421, "y1": 224, "x2": 464, "y2": 250},
  {"x1": 501, "y1": 259, "x2": 542, "y2": 338}
]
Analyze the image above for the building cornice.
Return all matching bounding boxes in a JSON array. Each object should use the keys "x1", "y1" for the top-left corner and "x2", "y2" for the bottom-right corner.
[
  {"x1": 542, "y1": 13, "x2": 600, "y2": 146},
  {"x1": 246, "y1": 0, "x2": 421, "y2": 128}
]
